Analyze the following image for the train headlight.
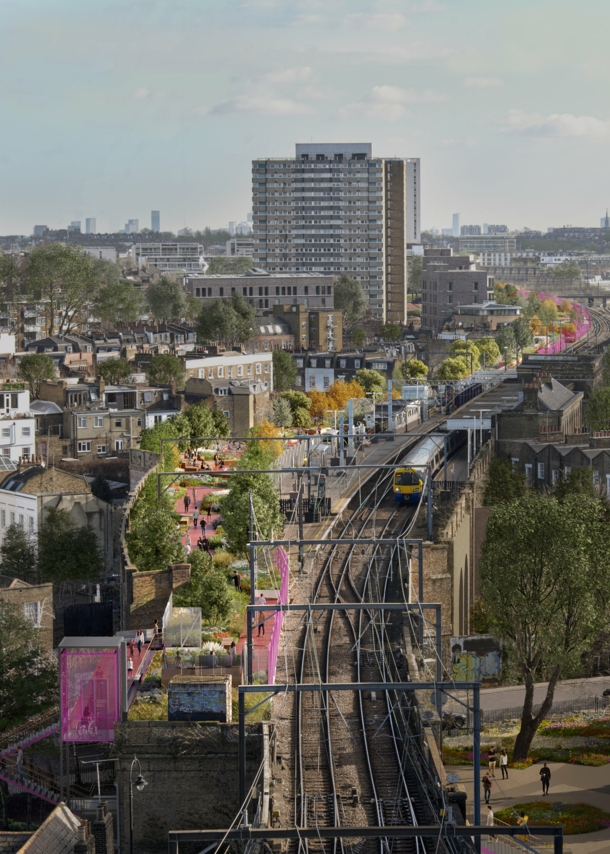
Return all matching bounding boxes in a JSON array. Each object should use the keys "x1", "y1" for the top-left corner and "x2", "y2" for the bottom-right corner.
[{"x1": 394, "y1": 488, "x2": 401, "y2": 492}]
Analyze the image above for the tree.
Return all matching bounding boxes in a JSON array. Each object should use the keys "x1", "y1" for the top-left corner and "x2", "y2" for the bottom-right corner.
[
  {"x1": 355, "y1": 369, "x2": 385, "y2": 395},
  {"x1": 0, "y1": 600, "x2": 58, "y2": 732},
  {"x1": 280, "y1": 391, "x2": 313, "y2": 429},
  {"x1": 139, "y1": 418, "x2": 184, "y2": 466},
  {"x1": 408, "y1": 255, "x2": 422, "y2": 297},
  {"x1": 495, "y1": 325, "x2": 516, "y2": 364},
  {"x1": 24, "y1": 244, "x2": 100, "y2": 336},
  {"x1": 554, "y1": 467, "x2": 599, "y2": 501},
  {"x1": 511, "y1": 316, "x2": 534, "y2": 363},
  {"x1": 326, "y1": 379, "x2": 364, "y2": 411},
  {"x1": 272, "y1": 398, "x2": 293, "y2": 428},
  {"x1": 93, "y1": 278, "x2": 144, "y2": 325},
  {"x1": 220, "y1": 471, "x2": 284, "y2": 555},
  {"x1": 38, "y1": 508, "x2": 104, "y2": 583},
  {"x1": 523, "y1": 292, "x2": 542, "y2": 320},
  {"x1": 399, "y1": 359, "x2": 428, "y2": 381},
  {"x1": 0, "y1": 524, "x2": 37, "y2": 583},
  {"x1": 555, "y1": 260, "x2": 582, "y2": 290},
  {"x1": 206, "y1": 256, "x2": 253, "y2": 276},
  {"x1": 18, "y1": 353, "x2": 55, "y2": 398},
  {"x1": 185, "y1": 402, "x2": 228, "y2": 445},
  {"x1": 472, "y1": 338, "x2": 501, "y2": 368},
  {"x1": 586, "y1": 387, "x2": 610, "y2": 431},
  {"x1": 334, "y1": 274, "x2": 367, "y2": 325},
  {"x1": 381, "y1": 323, "x2": 401, "y2": 342},
  {"x1": 272, "y1": 349, "x2": 297, "y2": 391},
  {"x1": 537, "y1": 299, "x2": 558, "y2": 330},
  {"x1": 145, "y1": 354, "x2": 186, "y2": 388},
  {"x1": 247, "y1": 419, "x2": 283, "y2": 460},
  {"x1": 483, "y1": 458, "x2": 526, "y2": 506},
  {"x1": 174, "y1": 560, "x2": 233, "y2": 625},
  {"x1": 351, "y1": 326, "x2": 366, "y2": 348},
  {"x1": 436, "y1": 357, "x2": 468, "y2": 380},
  {"x1": 480, "y1": 494, "x2": 610, "y2": 760},
  {"x1": 196, "y1": 293, "x2": 255, "y2": 348},
  {"x1": 449, "y1": 340, "x2": 481, "y2": 372},
  {"x1": 146, "y1": 276, "x2": 187, "y2": 322},
  {"x1": 125, "y1": 505, "x2": 185, "y2": 573},
  {"x1": 97, "y1": 358, "x2": 133, "y2": 385}
]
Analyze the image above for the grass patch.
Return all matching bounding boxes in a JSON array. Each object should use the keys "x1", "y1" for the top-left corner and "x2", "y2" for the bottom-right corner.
[
  {"x1": 232, "y1": 689, "x2": 271, "y2": 722},
  {"x1": 128, "y1": 694, "x2": 168, "y2": 721},
  {"x1": 495, "y1": 802, "x2": 610, "y2": 836},
  {"x1": 442, "y1": 743, "x2": 610, "y2": 768}
]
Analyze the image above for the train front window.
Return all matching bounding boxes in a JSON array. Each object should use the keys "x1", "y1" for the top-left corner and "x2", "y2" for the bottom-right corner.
[{"x1": 398, "y1": 471, "x2": 420, "y2": 486}]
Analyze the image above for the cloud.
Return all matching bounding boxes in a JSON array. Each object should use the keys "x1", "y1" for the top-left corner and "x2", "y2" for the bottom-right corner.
[
  {"x1": 203, "y1": 94, "x2": 315, "y2": 116},
  {"x1": 344, "y1": 12, "x2": 408, "y2": 30},
  {"x1": 340, "y1": 85, "x2": 445, "y2": 122},
  {"x1": 263, "y1": 67, "x2": 313, "y2": 84},
  {"x1": 133, "y1": 87, "x2": 152, "y2": 100},
  {"x1": 506, "y1": 109, "x2": 610, "y2": 138},
  {"x1": 464, "y1": 76, "x2": 503, "y2": 88}
]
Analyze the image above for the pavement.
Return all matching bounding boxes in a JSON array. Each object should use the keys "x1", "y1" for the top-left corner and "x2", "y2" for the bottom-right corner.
[
  {"x1": 480, "y1": 676, "x2": 610, "y2": 712},
  {"x1": 453, "y1": 762, "x2": 610, "y2": 852}
]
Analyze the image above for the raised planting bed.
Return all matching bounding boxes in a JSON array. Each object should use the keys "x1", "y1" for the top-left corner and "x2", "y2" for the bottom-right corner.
[
  {"x1": 495, "y1": 802, "x2": 610, "y2": 835},
  {"x1": 539, "y1": 716, "x2": 610, "y2": 739}
]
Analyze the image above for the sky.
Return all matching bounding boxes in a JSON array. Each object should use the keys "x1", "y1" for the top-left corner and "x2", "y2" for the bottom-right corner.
[{"x1": 1, "y1": 0, "x2": 609, "y2": 235}]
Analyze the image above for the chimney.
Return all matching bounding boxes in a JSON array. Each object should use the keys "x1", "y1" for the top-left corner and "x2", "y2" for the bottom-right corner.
[
  {"x1": 92, "y1": 800, "x2": 114, "y2": 854},
  {"x1": 523, "y1": 378, "x2": 541, "y2": 413},
  {"x1": 98, "y1": 376, "x2": 105, "y2": 396},
  {"x1": 74, "y1": 820, "x2": 95, "y2": 854}
]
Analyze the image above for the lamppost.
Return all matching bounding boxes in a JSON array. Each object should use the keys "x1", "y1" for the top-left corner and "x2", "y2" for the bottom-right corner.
[{"x1": 129, "y1": 755, "x2": 148, "y2": 854}]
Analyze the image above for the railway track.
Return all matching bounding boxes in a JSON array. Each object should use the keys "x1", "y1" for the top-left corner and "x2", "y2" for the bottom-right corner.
[{"x1": 567, "y1": 305, "x2": 610, "y2": 353}]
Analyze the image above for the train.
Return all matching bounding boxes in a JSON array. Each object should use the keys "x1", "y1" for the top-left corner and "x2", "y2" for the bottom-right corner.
[{"x1": 392, "y1": 430, "x2": 466, "y2": 504}]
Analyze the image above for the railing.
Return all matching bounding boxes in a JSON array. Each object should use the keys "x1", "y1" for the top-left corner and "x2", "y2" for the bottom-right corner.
[
  {"x1": 481, "y1": 693, "x2": 608, "y2": 725},
  {"x1": 0, "y1": 706, "x2": 59, "y2": 754}
]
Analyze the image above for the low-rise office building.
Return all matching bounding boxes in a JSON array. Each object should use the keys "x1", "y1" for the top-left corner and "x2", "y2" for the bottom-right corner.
[
  {"x1": 184, "y1": 271, "x2": 335, "y2": 311},
  {"x1": 131, "y1": 242, "x2": 207, "y2": 273},
  {"x1": 453, "y1": 300, "x2": 523, "y2": 330}
]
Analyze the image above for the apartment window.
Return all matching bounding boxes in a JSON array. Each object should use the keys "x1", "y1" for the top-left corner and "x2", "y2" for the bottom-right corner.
[
  {"x1": 2, "y1": 427, "x2": 11, "y2": 438},
  {"x1": 115, "y1": 419, "x2": 122, "y2": 427},
  {"x1": 593, "y1": 470, "x2": 600, "y2": 487},
  {"x1": 208, "y1": 368, "x2": 214, "y2": 379},
  {"x1": 10, "y1": 512, "x2": 14, "y2": 525},
  {"x1": 325, "y1": 359, "x2": 331, "y2": 368},
  {"x1": 223, "y1": 410, "x2": 231, "y2": 419},
  {"x1": 219, "y1": 287, "x2": 224, "y2": 296},
  {"x1": 0, "y1": 510, "x2": 4, "y2": 527},
  {"x1": 115, "y1": 439, "x2": 124, "y2": 450},
  {"x1": 94, "y1": 416, "x2": 103, "y2": 428},
  {"x1": 23, "y1": 601, "x2": 41, "y2": 627},
  {"x1": 448, "y1": 295, "x2": 453, "y2": 304},
  {"x1": 137, "y1": 418, "x2": 142, "y2": 427},
  {"x1": 154, "y1": 415, "x2": 163, "y2": 423},
  {"x1": 77, "y1": 441, "x2": 92, "y2": 453},
  {"x1": 218, "y1": 367, "x2": 224, "y2": 378},
  {"x1": 196, "y1": 287, "x2": 201, "y2": 297},
  {"x1": 97, "y1": 445, "x2": 107, "y2": 455},
  {"x1": 473, "y1": 282, "x2": 479, "y2": 291},
  {"x1": 355, "y1": 360, "x2": 361, "y2": 368},
  {"x1": 228, "y1": 367, "x2": 233, "y2": 378},
  {"x1": 525, "y1": 464, "x2": 532, "y2": 486},
  {"x1": 537, "y1": 462, "x2": 544, "y2": 480},
  {"x1": 310, "y1": 359, "x2": 317, "y2": 368},
  {"x1": 243, "y1": 287, "x2": 248, "y2": 296},
  {"x1": 18, "y1": 514, "x2": 24, "y2": 527},
  {"x1": 247, "y1": 365, "x2": 252, "y2": 375},
  {"x1": 21, "y1": 427, "x2": 31, "y2": 437},
  {"x1": 215, "y1": 388, "x2": 229, "y2": 396},
  {"x1": 256, "y1": 363, "x2": 262, "y2": 374},
  {"x1": 296, "y1": 359, "x2": 304, "y2": 368},
  {"x1": 237, "y1": 365, "x2": 243, "y2": 377},
  {"x1": 552, "y1": 469, "x2": 559, "y2": 485},
  {"x1": 340, "y1": 359, "x2": 346, "y2": 368},
  {"x1": 323, "y1": 376, "x2": 330, "y2": 388},
  {"x1": 28, "y1": 517, "x2": 34, "y2": 533},
  {"x1": 264, "y1": 363, "x2": 270, "y2": 373},
  {"x1": 22, "y1": 448, "x2": 30, "y2": 458},
  {"x1": 447, "y1": 282, "x2": 452, "y2": 291},
  {"x1": 309, "y1": 377, "x2": 316, "y2": 389},
  {"x1": 77, "y1": 416, "x2": 87, "y2": 428},
  {"x1": 304, "y1": 286, "x2": 309, "y2": 295},
  {"x1": 564, "y1": 466, "x2": 571, "y2": 476}
]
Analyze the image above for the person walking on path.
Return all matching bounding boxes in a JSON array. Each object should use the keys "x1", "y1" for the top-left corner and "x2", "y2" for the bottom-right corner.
[
  {"x1": 500, "y1": 749, "x2": 508, "y2": 779},
  {"x1": 488, "y1": 746, "x2": 497, "y2": 777},
  {"x1": 257, "y1": 593, "x2": 266, "y2": 637},
  {"x1": 128, "y1": 657, "x2": 134, "y2": 676},
  {"x1": 193, "y1": 507, "x2": 199, "y2": 528},
  {"x1": 232, "y1": 570, "x2": 241, "y2": 591},
  {"x1": 207, "y1": 504, "x2": 213, "y2": 521},
  {"x1": 486, "y1": 806, "x2": 495, "y2": 839},
  {"x1": 230, "y1": 641, "x2": 236, "y2": 664},
  {"x1": 136, "y1": 628, "x2": 144, "y2": 655},
  {"x1": 199, "y1": 517, "x2": 206, "y2": 535},
  {"x1": 540, "y1": 763, "x2": 551, "y2": 796},
  {"x1": 183, "y1": 493, "x2": 191, "y2": 513},
  {"x1": 482, "y1": 772, "x2": 492, "y2": 804}
]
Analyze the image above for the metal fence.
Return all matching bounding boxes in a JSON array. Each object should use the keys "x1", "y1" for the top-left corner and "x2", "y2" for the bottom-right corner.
[{"x1": 481, "y1": 694, "x2": 608, "y2": 726}]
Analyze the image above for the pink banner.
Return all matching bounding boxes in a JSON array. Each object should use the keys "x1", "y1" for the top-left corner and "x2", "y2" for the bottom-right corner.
[{"x1": 267, "y1": 547, "x2": 290, "y2": 684}]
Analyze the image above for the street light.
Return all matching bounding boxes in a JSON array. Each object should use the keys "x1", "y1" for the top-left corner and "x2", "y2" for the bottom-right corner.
[{"x1": 129, "y1": 755, "x2": 148, "y2": 854}]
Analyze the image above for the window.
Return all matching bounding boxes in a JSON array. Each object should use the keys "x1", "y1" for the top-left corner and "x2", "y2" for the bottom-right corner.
[
  {"x1": 22, "y1": 448, "x2": 30, "y2": 457},
  {"x1": 115, "y1": 439, "x2": 124, "y2": 451},
  {"x1": 0, "y1": 510, "x2": 4, "y2": 527},
  {"x1": 223, "y1": 410, "x2": 231, "y2": 419},
  {"x1": 340, "y1": 359, "x2": 346, "y2": 368},
  {"x1": 28, "y1": 517, "x2": 34, "y2": 533},
  {"x1": 323, "y1": 376, "x2": 330, "y2": 388},
  {"x1": 264, "y1": 363, "x2": 270, "y2": 373},
  {"x1": 18, "y1": 514, "x2": 24, "y2": 527},
  {"x1": 228, "y1": 367, "x2": 233, "y2": 378},
  {"x1": 511, "y1": 458, "x2": 519, "y2": 471},
  {"x1": 1, "y1": 427, "x2": 10, "y2": 438},
  {"x1": 77, "y1": 416, "x2": 87, "y2": 428},
  {"x1": 237, "y1": 365, "x2": 243, "y2": 377},
  {"x1": 137, "y1": 417, "x2": 142, "y2": 427},
  {"x1": 525, "y1": 464, "x2": 532, "y2": 486},
  {"x1": 310, "y1": 359, "x2": 317, "y2": 367},
  {"x1": 256, "y1": 363, "x2": 262, "y2": 374},
  {"x1": 154, "y1": 415, "x2": 163, "y2": 423},
  {"x1": 309, "y1": 377, "x2": 316, "y2": 389},
  {"x1": 208, "y1": 368, "x2": 214, "y2": 379},
  {"x1": 564, "y1": 466, "x2": 571, "y2": 476},
  {"x1": 10, "y1": 512, "x2": 14, "y2": 525},
  {"x1": 552, "y1": 469, "x2": 559, "y2": 485},
  {"x1": 537, "y1": 462, "x2": 544, "y2": 480},
  {"x1": 473, "y1": 282, "x2": 479, "y2": 291},
  {"x1": 97, "y1": 445, "x2": 107, "y2": 455},
  {"x1": 217, "y1": 367, "x2": 224, "y2": 378},
  {"x1": 77, "y1": 441, "x2": 92, "y2": 453},
  {"x1": 21, "y1": 427, "x2": 31, "y2": 437},
  {"x1": 355, "y1": 360, "x2": 361, "y2": 368},
  {"x1": 23, "y1": 601, "x2": 41, "y2": 627},
  {"x1": 94, "y1": 416, "x2": 103, "y2": 428},
  {"x1": 215, "y1": 388, "x2": 229, "y2": 396},
  {"x1": 115, "y1": 419, "x2": 122, "y2": 427},
  {"x1": 447, "y1": 282, "x2": 453, "y2": 291},
  {"x1": 593, "y1": 470, "x2": 600, "y2": 487}
]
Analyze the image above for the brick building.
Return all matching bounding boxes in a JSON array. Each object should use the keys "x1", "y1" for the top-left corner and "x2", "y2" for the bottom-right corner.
[
  {"x1": 0, "y1": 576, "x2": 54, "y2": 652},
  {"x1": 496, "y1": 376, "x2": 583, "y2": 450},
  {"x1": 421, "y1": 247, "x2": 495, "y2": 331},
  {"x1": 277, "y1": 304, "x2": 342, "y2": 351}
]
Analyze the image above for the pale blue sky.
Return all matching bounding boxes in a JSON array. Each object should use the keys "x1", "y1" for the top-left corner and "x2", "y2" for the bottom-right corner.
[{"x1": 1, "y1": 0, "x2": 609, "y2": 234}]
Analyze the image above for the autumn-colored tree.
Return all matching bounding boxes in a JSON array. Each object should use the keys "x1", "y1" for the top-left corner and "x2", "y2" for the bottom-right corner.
[
  {"x1": 307, "y1": 390, "x2": 328, "y2": 420},
  {"x1": 326, "y1": 379, "x2": 364, "y2": 410},
  {"x1": 561, "y1": 322, "x2": 577, "y2": 339},
  {"x1": 248, "y1": 419, "x2": 283, "y2": 459},
  {"x1": 559, "y1": 300, "x2": 572, "y2": 315}
]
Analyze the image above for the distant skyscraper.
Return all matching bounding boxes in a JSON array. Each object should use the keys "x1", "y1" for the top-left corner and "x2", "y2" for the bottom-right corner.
[
  {"x1": 452, "y1": 213, "x2": 460, "y2": 237},
  {"x1": 460, "y1": 224, "x2": 481, "y2": 236},
  {"x1": 127, "y1": 219, "x2": 139, "y2": 234},
  {"x1": 151, "y1": 210, "x2": 160, "y2": 232},
  {"x1": 85, "y1": 218, "x2": 96, "y2": 234},
  {"x1": 33, "y1": 225, "x2": 48, "y2": 238},
  {"x1": 228, "y1": 221, "x2": 236, "y2": 236}
]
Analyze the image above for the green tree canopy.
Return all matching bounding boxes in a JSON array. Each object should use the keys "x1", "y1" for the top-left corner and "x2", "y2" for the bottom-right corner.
[
  {"x1": 380, "y1": 323, "x2": 401, "y2": 342},
  {"x1": 146, "y1": 276, "x2": 187, "y2": 322},
  {"x1": 350, "y1": 326, "x2": 366, "y2": 348},
  {"x1": 480, "y1": 494, "x2": 610, "y2": 760},
  {"x1": 185, "y1": 402, "x2": 229, "y2": 445},
  {"x1": 93, "y1": 277, "x2": 145, "y2": 325},
  {"x1": 18, "y1": 353, "x2": 55, "y2": 398},
  {"x1": 511, "y1": 315, "x2": 534, "y2": 361},
  {"x1": 449, "y1": 340, "x2": 481, "y2": 372},
  {"x1": 472, "y1": 338, "x2": 501, "y2": 368},
  {"x1": 145, "y1": 354, "x2": 186, "y2": 388},
  {"x1": 495, "y1": 324, "x2": 516, "y2": 362},
  {"x1": 37, "y1": 508, "x2": 104, "y2": 583},
  {"x1": 196, "y1": 293, "x2": 255, "y2": 347},
  {"x1": 272, "y1": 397, "x2": 293, "y2": 428},
  {"x1": 354, "y1": 369, "x2": 385, "y2": 395},
  {"x1": 0, "y1": 524, "x2": 37, "y2": 583},
  {"x1": 220, "y1": 472, "x2": 284, "y2": 555},
  {"x1": 408, "y1": 255, "x2": 422, "y2": 297},
  {"x1": 483, "y1": 458, "x2": 526, "y2": 506},
  {"x1": 125, "y1": 505, "x2": 185, "y2": 573},
  {"x1": 436, "y1": 357, "x2": 468, "y2": 380},
  {"x1": 586, "y1": 387, "x2": 610, "y2": 431},
  {"x1": 0, "y1": 600, "x2": 58, "y2": 732},
  {"x1": 399, "y1": 359, "x2": 428, "y2": 380},
  {"x1": 280, "y1": 391, "x2": 312, "y2": 429},
  {"x1": 97, "y1": 358, "x2": 133, "y2": 385},
  {"x1": 272, "y1": 349, "x2": 297, "y2": 391},
  {"x1": 555, "y1": 260, "x2": 582, "y2": 288},
  {"x1": 523, "y1": 292, "x2": 542, "y2": 319},
  {"x1": 206, "y1": 256, "x2": 253, "y2": 275},
  {"x1": 334, "y1": 274, "x2": 367, "y2": 326},
  {"x1": 554, "y1": 467, "x2": 599, "y2": 501}
]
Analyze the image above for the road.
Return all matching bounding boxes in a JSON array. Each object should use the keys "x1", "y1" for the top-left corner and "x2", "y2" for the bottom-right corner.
[{"x1": 480, "y1": 675, "x2": 610, "y2": 711}]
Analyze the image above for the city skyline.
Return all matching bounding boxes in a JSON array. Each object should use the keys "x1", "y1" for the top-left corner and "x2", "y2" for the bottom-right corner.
[{"x1": 1, "y1": 0, "x2": 609, "y2": 234}]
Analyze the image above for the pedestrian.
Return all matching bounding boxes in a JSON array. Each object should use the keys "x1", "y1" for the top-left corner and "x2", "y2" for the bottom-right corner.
[
  {"x1": 486, "y1": 806, "x2": 495, "y2": 839},
  {"x1": 207, "y1": 504, "x2": 212, "y2": 520},
  {"x1": 184, "y1": 493, "x2": 191, "y2": 513},
  {"x1": 233, "y1": 570, "x2": 241, "y2": 591},
  {"x1": 200, "y1": 517, "x2": 206, "y2": 533},
  {"x1": 193, "y1": 507, "x2": 199, "y2": 528},
  {"x1": 500, "y1": 748, "x2": 508, "y2": 779},
  {"x1": 128, "y1": 656, "x2": 134, "y2": 675},
  {"x1": 184, "y1": 539, "x2": 191, "y2": 555},
  {"x1": 153, "y1": 619, "x2": 159, "y2": 637},
  {"x1": 257, "y1": 593, "x2": 266, "y2": 637},
  {"x1": 136, "y1": 628, "x2": 144, "y2": 655},
  {"x1": 129, "y1": 639, "x2": 134, "y2": 657},
  {"x1": 230, "y1": 641, "x2": 236, "y2": 664},
  {"x1": 482, "y1": 772, "x2": 492, "y2": 804},
  {"x1": 488, "y1": 745, "x2": 497, "y2": 777},
  {"x1": 16, "y1": 747, "x2": 25, "y2": 782},
  {"x1": 540, "y1": 762, "x2": 551, "y2": 796}
]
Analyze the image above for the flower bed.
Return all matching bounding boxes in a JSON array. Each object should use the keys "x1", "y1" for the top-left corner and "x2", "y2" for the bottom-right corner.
[
  {"x1": 495, "y1": 802, "x2": 610, "y2": 836},
  {"x1": 539, "y1": 716, "x2": 610, "y2": 739},
  {"x1": 442, "y1": 743, "x2": 610, "y2": 768}
]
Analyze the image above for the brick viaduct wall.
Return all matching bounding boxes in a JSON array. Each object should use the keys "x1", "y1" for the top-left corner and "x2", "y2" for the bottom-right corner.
[
  {"x1": 126, "y1": 563, "x2": 191, "y2": 630},
  {"x1": 114, "y1": 721, "x2": 264, "y2": 854}
]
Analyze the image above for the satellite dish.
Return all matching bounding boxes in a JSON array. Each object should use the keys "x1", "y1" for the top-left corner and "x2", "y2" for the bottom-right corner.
[
  {"x1": 430, "y1": 691, "x2": 449, "y2": 707},
  {"x1": 446, "y1": 773, "x2": 461, "y2": 784}
]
